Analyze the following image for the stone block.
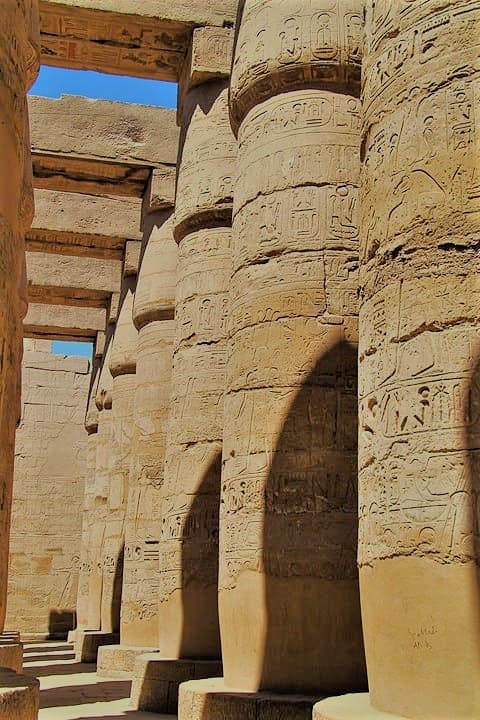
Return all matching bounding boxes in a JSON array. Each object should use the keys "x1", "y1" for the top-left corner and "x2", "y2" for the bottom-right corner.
[
  {"x1": 97, "y1": 644, "x2": 158, "y2": 679},
  {"x1": 0, "y1": 639, "x2": 23, "y2": 674},
  {"x1": 123, "y1": 241, "x2": 142, "y2": 278},
  {"x1": 130, "y1": 655, "x2": 222, "y2": 714},
  {"x1": 0, "y1": 668, "x2": 39, "y2": 720},
  {"x1": 74, "y1": 630, "x2": 119, "y2": 663},
  {"x1": 143, "y1": 168, "x2": 176, "y2": 214},
  {"x1": 313, "y1": 694, "x2": 404, "y2": 719},
  {"x1": 178, "y1": 678, "x2": 320, "y2": 720}
]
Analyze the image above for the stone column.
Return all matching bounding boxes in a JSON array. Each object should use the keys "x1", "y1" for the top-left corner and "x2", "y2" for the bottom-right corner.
[
  {"x1": 75, "y1": 342, "x2": 117, "y2": 663},
  {"x1": 180, "y1": 2, "x2": 366, "y2": 718},
  {"x1": 74, "y1": 361, "x2": 101, "y2": 641},
  {"x1": 101, "y1": 283, "x2": 137, "y2": 634},
  {"x1": 99, "y1": 207, "x2": 178, "y2": 679},
  {"x1": 0, "y1": 3, "x2": 42, "y2": 714},
  {"x1": 130, "y1": 28, "x2": 234, "y2": 714},
  {"x1": 315, "y1": 2, "x2": 480, "y2": 719}
]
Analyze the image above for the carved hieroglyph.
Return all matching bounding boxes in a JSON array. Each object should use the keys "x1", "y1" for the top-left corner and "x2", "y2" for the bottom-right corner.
[
  {"x1": 101, "y1": 284, "x2": 137, "y2": 636},
  {"x1": 0, "y1": 0, "x2": 39, "y2": 632},
  {"x1": 222, "y1": 0, "x2": 366, "y2": 693},
  {"x1": 359, "y1": 2, "x2": 480, "y2": 717},
  {"x1": 121, "y1": 211, "x2": 177, "y2": 648},
  {"x1": 159, "y1": 80, "x2": 236, "y2": 659}
]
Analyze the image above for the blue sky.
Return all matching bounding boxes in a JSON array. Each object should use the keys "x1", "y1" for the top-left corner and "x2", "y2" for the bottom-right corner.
[
  {"x1": 30, "y1": 65, "x2": 177, "y2": 108},
  {"x1": 34, "y1": 66, "x2": 177, "y2": 358}
]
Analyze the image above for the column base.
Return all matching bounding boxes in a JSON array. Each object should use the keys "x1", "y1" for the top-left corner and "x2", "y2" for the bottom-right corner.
[
  {"x1": 179, "y1": 678, "x2": 321, "y2": 720},
  {"x1": 0, "y1": 633, "x2": 23, "y2": 673},
  {"x1": 0, "y1": 667, "x2": 39, "y2": 720},
  {"x1": 97, "y1": 644, "x2": 159, "y2": 678},
  {"x1": 74, "y1": 630, "x2": 119, "y2": 663},
  {"x1": 66, "y1": 630, "x2": 77, "y2": 644},
  {"x1": 314, "y1": 694, "x2": 408, "y2": 719},
  {"x1": 130, "y1": 655, "x2": 222, "y2": 714}
]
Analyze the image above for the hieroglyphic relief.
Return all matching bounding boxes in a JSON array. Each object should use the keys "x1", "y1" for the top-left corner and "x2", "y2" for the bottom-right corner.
[
  {"x1": 222, "y1": 0, "x2": 365, "y2": 692},
  {"x1": 230, "y1": 0, "x2": 363, "y2": 130},
  {"x1": 158, "y1": 78, "x2": 234, "y2": 658},
  {"x1": 121, "y1": 215, "x2": 177, "y2": 647}
]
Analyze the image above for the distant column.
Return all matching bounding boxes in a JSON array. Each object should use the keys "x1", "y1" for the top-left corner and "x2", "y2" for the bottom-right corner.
[{"x1": 122, "y1": 208, "x2": 177, "y2": 648}]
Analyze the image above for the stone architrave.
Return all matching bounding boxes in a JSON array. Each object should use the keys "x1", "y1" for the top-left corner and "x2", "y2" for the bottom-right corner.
[
  {"x1": 219, "y1": 0, "x2": 366, "y2": 697},
  {"x1": 316, "y1": 2, "x2": 480, "y2": 719},
  {"x1": 101, "y1": 283, "x2": 137, "y2": 636}
]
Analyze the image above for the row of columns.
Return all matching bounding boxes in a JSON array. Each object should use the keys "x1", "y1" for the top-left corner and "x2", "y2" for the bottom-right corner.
[{"x1": 72, "y1": 2, "x2": 480, "y2": 720}]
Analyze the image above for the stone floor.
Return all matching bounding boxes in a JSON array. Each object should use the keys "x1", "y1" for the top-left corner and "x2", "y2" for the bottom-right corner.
[{"x1": 23, "y1": 641, "x2": 174, "y2": 720}]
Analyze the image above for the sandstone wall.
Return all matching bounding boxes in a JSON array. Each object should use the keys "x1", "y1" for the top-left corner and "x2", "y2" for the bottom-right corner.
[{"x1": 6, "y1": 339, "x2": 90, "y2": 637}]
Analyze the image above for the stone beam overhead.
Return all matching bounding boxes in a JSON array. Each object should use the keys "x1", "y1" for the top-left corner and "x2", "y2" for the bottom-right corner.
[
  {"x1": 39, "y1": 0, "x2": 238, "y2": 81},
  {"x1": 29, "y1": 95, "x2": 179, "y2": 197},
  {"x1": 28, "y1": 189, "x2": 143, "y2": 255},
  {"x1": 26, "y1": 252, "x2": 123, "y2": 306},
  {"x1": 24, "y1": 303, "x2": 107, "y2": 342}
]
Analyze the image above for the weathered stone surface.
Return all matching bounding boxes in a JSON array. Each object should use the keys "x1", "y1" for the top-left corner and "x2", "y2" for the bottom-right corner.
[
  {"x1": 0, "y1": 635, "x2": 23, "y2": 674},
  {"x1": 222, "y1": 0, "x2": 365, "y2": 694},
  {"x1": 97, "y1": 644, "x2": 159, "y2": 679},
  {"x1": 7, "y1": 341, "x2": 89, "y2": 639},
  {"x1": 0, "y1": 668, "x2": 39, "y2": 720},
  {"x1": 130, "y1": 655, "x2": 222, "y2": 714},
  {"x1": 160, "y1": 79, "x2": 235, "y2": 660},
  {"x1": 179, "y1": 26, "x2": 235, "y2": 96},
  {"x1": 0, "y1": 0, "x2": 40, "y2": 640},
  {"x1": 24, "y1": 303, "x2": 107, "y2": 342},
  {"x1": 143, "y1": 168, "x2": 176, "y2": 214},
  {"x1": 29, "y1": 190, "x2": 142, "y2": 252},
  {"x1": 358, "y1": 1, "x2": 480, "y2": 718},
  {"x1": 29, "y1": 95, "x2": 178, "y2": 198},
  {"x1": 179, "y1": 678, "x2": 320, "y2": 720},
  {"x1": 314, "y1": 694, "x2": 399, "y2": 719},
  {"x1": 121, "y1": 213, "x2": 177, "y2": 649},
  {"x1": 74, "y1": 629, "x2": 119, "y2": 663},
  {"x1": 39, "y1": 0, "x2": 238, "y2": 81},
  {"x1": 26, "y1": 251, "x2": 122, "y2": 305}
]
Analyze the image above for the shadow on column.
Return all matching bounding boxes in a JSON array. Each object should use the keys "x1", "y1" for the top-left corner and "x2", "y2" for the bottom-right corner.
[
  {"x1": 179, "y1": 451, "x2": 222, "y2": 659},
  {"x1": 260, "y1": 338, "x2": 367, "y2": 693},
  {"x1": 109, "y1": 543, "x2": 124, "y2": 634},
  {"x1": 465, "y1": 351, "x2": 480, "y2": 574}
]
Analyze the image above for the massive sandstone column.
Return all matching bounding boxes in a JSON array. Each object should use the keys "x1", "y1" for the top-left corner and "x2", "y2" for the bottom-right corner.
[
  {"x1": 75, "y1": 362, "x2": 101, "y2": 637},
  {"x1": 130, "y1": 27, "x2": 234, "y2": 715},
  {"x1": 101, "y1": 283, "x2": 137, "y2": 636},
  {"x1": 181, "y1": 3, "x2": 366, "y2": 717},
  {"x1": 316, "y1": 2, "x2": 480, "y2": 719},
  {"x1": 75, "y1": 341, "x2": 117, "y2": 663},
  {"x1": 0, "y1": 0, "x2": 39, "y2": 641},
  {"x1": 99, "y1": 210, "x2": 178, "y2": 679}
]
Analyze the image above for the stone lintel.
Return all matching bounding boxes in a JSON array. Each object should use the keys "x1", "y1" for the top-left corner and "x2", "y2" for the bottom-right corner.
[
  {"x1": 313, "y1": 694, "x2": 404, "y2": 719},
  {"x1": 143, "y1": 167, "x2": 176, "y2": 215},
  {"x1": 96, "y1": 645, "x2": 159, "y2": 679},
  {"x1": 74, "y1": 630, "x2": 120, "y2": 663},
  {"x1": 0, "y1": 668, "x2": 39, "y2": 720},
  {"x1": 26, "y1": 252, "x2": 123, "y2": 307},
  {"x1": 179, "y1": 678, "x2": 321, "y2": 720},
  {"x1": 29, "y1": 95, "x2": 179, "y2": 166},
  {"x1": 39, "y1": 0, "x2": 237, "y2": 82},
  {"x1": 30, "y1": 190, "x2": 143, "y2": 251},
  {"x1": 24, "y1": 304, "x2": 107, "y2": 342},
  {"x1": 180, "y1": 26, "x2": 234, "y2": 96},
  {"x1": 130, "y1": 655, "x2": 222, "y2": 714},
  {"x1": 123, "y1": 241, "x2": 142, "y2": 278}
]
